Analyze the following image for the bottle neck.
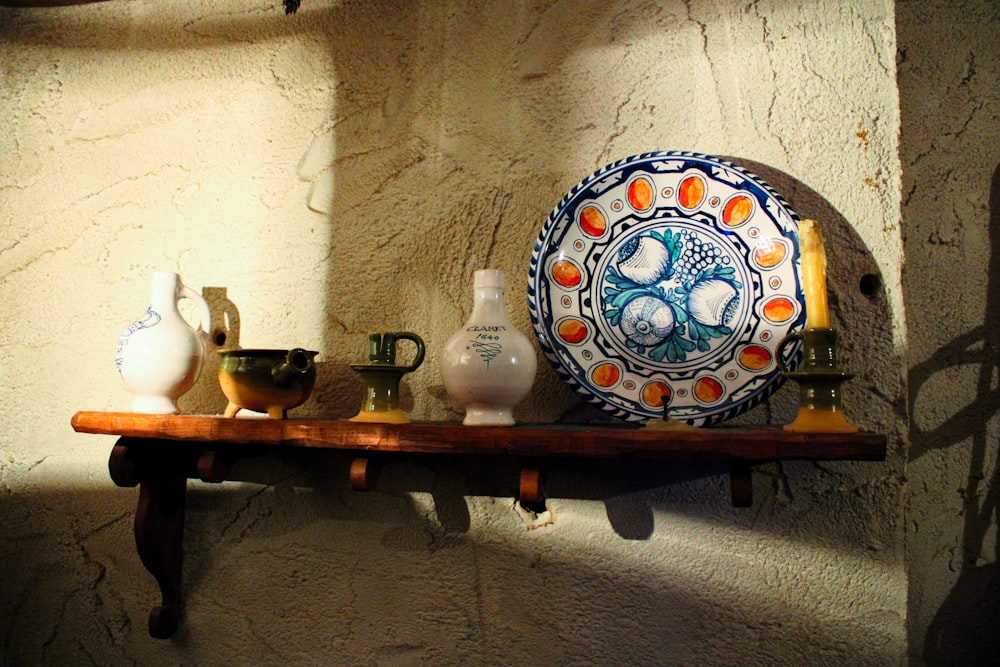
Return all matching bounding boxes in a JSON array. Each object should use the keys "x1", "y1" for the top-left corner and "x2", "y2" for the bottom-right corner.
[
  {"x1": 470, "y1": 286, "x2": 511, "y2": 324},
  {"x1": 150, "y1": 273, "x2": 180, "y2": 314}
]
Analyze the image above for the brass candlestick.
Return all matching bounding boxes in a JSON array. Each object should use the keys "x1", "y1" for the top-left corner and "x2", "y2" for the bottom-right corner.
[{"x1": 777, "y1": 327, "x2": 859, "y2": 433}]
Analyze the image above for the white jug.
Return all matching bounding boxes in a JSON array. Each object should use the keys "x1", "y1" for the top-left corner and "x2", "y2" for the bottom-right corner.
[
  {"x1": 441, "y1": 269, "x2": 537, "y2": 425},
  {"x1": 115, "y1": 272, "x2": 211, "y2": 414}
]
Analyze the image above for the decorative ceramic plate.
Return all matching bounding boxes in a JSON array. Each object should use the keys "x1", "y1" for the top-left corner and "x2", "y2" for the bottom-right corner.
[{"x1": 528, "y1": 151, "x2": 805, "y2": 426}]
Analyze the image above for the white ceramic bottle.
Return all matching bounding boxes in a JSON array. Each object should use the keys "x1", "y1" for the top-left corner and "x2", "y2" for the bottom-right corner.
[
  {"x1": 441, "y1": 269, "x2": 537, "y2": 426},
  {"x1": 115, "y1": 272, "x2": 211, "y2": 414}
]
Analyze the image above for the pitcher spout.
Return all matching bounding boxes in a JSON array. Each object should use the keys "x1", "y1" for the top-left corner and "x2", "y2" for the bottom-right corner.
[{"x1": 272, "y1": 348, "x2": 315, "y2": 386}]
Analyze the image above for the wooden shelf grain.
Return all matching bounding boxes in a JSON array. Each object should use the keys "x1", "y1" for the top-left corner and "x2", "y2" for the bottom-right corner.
[{"x1": 71, "y1": 411, "x2": 886, "y2": 461}]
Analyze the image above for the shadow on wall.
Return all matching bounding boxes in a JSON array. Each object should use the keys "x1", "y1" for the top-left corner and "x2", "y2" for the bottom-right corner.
[
  {"x1": 306, "y1": 1, "x2": 900, "y2": 429},
  {"x1": 0, "y1": 2, "x2": 908, "y2": 664},
  {"x1": 300, "y1": 0, "x2": 902, "y2": 591},
  {"x1": 309, "y1": 1, "x2": 596, "y2": 419},
  {"x1": 909, "y1": 163, "x2": 1000, "y2": 664},
  {"x1": 299, "y1": 0, "x2": 903, "y2": 566},
  {"x1": 180, "y1": 284, "x2": 366, "y2": 421},
  {"x1": 0, "y1": 461, "x2": 902, "y2": 665},
  {"x1": 734, "y1": 157, "x2": 894, "y2": 407},
  {"x1": 896, "y1": 2, "x2": 1000, "y2": 662}
]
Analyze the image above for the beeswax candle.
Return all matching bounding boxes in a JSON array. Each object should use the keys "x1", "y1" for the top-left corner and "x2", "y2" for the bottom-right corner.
[{"x1": 799, "y1": 219, "x2": 830, "y2": 328}]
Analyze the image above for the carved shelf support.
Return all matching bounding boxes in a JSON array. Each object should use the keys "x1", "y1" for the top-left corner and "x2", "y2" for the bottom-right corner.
[
  {"x1": 196, "y1": 450, "x2": 230, "y2": 483},
  {"x1": 109, "y1": 438, "x2": 187, "y2": 639},
  {"x1": 729, "y1": 462, "x2": 754, "y2": 508},
  {"x1": 74, "y1": 413, "x2": 886, "y2": 640},
  {"x1": 350, "y1": 456, "x2": 380, "y2": 491},
  {"x1": 519, "y1": 465, "x2": 544, "y2": 505}
]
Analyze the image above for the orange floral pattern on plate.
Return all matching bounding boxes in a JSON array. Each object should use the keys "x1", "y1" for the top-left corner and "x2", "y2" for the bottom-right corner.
[
  {"x1": 678, "y1": 175, "x2": 706, "y2": 209},
  {"x1": 641, "y1": 381, "x2": 672, "y2": 408},
  {"x1": 628, "y1": 177, "x2": 654, "y2": 211},
  {"x1": 557, "y1": 318, "x2": 588, "y2": 344},
  {"x1": 694, "y1": 376, "x2": 724, "y2": 403},
  {"x1": 738, "y1": 344, "x2": 772, "y2": 370},
  {"x1": 551, "y1": 260, "x2": 582, "y2": 288},
  {"x1": 578, "y1": 205, "x2": 606, "y2": 237},
  {"x1": 722, "y1": 194, "x2": 753, "y2": 226},
  {"x1": 753, "y1": 239, "x2": 787, "y2": 268},
  {"x1": 591, "y1": 362, "x2": 620, "y2": 388},
  {"x1": 762, "y1": 296, "x2": 796, "y2": 323}
]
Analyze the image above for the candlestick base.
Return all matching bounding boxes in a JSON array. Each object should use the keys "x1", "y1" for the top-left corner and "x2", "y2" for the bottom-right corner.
[
  {"x1": 782, "y1": 371, "x2": 859, "y2": 433},
  {"x1": 349, "y1": 365, "x2": 413, "y2": 425},
  {"x1": 777, "y1": 328, "x2": 860, "y2": 434},
  {"x1": 784, "y1": 408, "x2": 858, "y2": 433}
]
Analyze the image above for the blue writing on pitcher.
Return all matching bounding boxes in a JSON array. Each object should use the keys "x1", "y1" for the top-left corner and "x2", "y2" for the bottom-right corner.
[
  {"x1": 467, "y1": 330, "x2": 503, "y2": 368},
  {"x1": 115, "y1": 307, "x2": 161, "y2": 372}
]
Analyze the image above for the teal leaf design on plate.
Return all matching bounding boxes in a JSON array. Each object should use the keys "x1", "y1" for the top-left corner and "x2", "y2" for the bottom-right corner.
[
  {"x1": 687, "y1": 319, "x2": 733, "y2": 352},
  {"x1": 649, "y1": 331, "x2": 697, "y2": 363},
  {"x1": 666, "y1": 297, "x2": 688, "y2": 325},
  {"x1": 603, "y1": 265, "x2": 662, "y2": 324},
  {"x1": 603, "y1": 240, "x2": 741, "y2": 364},
  {"x1": 605, "y1": 267, "x2": 637, "y2": 286},
  {"x1": 624, "y1": 338, "x2": 647, "y2": 355},
  {"x1": 692, "y1": 265, "x2": 742, "y2": 290}
]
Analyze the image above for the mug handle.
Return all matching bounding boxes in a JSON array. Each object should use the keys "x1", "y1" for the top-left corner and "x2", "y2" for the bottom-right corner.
[
  {"x1": 393, "y1": 332, "x2": 425, "y2": 372},
  {"x1": 775, "y1": 330, "x2": 804, "y2": 374}
]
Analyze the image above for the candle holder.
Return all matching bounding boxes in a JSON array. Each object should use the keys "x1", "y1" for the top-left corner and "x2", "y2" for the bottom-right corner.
[
  {"x1": 776, "y1": 327, "x2": 859, "y2": 433},
  {"x1": 349, "y1": 332, "x2": 425, "y2": 424}
]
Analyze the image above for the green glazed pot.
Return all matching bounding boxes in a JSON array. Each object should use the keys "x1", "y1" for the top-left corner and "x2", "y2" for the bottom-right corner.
[{"x1": 218, "y1": 348, "x2": 318, "y2": 419}]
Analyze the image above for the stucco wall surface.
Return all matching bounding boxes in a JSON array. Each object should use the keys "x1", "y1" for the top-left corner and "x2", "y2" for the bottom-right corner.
[
  {"x1": 1, "y1": 1, "x2": 909, "y2": 665},
  {"x1": 897, "y1": 1, "x2": 1000, "y2": 664}
]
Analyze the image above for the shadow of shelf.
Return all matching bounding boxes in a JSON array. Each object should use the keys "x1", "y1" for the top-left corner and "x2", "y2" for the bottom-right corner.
[{"x1": 71, "y1": 410, "x2": 886, "y2": 638}]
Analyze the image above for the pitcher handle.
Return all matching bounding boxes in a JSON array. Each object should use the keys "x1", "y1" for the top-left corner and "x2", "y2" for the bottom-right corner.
[
  {"x1": 178, "y1": 282, "x2": 211, "y2": 334},
  {"x1": 775, "y1": 330, "x2": 804, "y2": 374},
  {"x1": 395, "y1": 332, "x2": 425, "y2": 372}
]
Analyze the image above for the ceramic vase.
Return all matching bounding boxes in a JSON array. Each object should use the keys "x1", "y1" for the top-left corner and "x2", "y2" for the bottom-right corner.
[
  {"x1": 441, "y1": 269, "x2": 537, "y2": 426},
  {"x1": 115, "y1": 272, "x2": 211, "y2": 414}
]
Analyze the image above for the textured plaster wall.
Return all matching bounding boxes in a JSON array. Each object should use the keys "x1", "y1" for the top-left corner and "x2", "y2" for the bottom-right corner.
[
  {"x1": 0, "y1": 1, "x2": 917, "y2": 665},
  {"x1": 897, "y1": 1, "x2": 1000, "y2": 664}
]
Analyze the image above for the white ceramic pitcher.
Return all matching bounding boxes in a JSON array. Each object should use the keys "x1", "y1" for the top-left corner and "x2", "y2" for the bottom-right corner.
[
  {"x1": 115, "y1": 272, "x2": 211, "y2": 414},
  {"x1": 440, "y1": 269, "x2": 537, "y2": 426}
]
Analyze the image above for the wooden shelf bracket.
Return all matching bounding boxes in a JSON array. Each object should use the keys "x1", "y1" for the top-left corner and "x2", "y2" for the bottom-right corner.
[
  {"x1": 74, "y1": 412, "x2": 886, "y2": 639},
  {"x1": 518, "y1": 464, "x2": 545, "y2": 505},
  {"x1": 109, "y1": 438, "x2": 186, "y2": 639}
]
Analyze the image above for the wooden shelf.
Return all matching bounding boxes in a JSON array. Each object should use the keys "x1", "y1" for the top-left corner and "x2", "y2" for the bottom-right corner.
[
  {"x1": 71, "y1": 410, "x2": 886, "y2": 639},
  {"x1": 71, "y1": 411, "x2": 885, "y2": 460}
]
